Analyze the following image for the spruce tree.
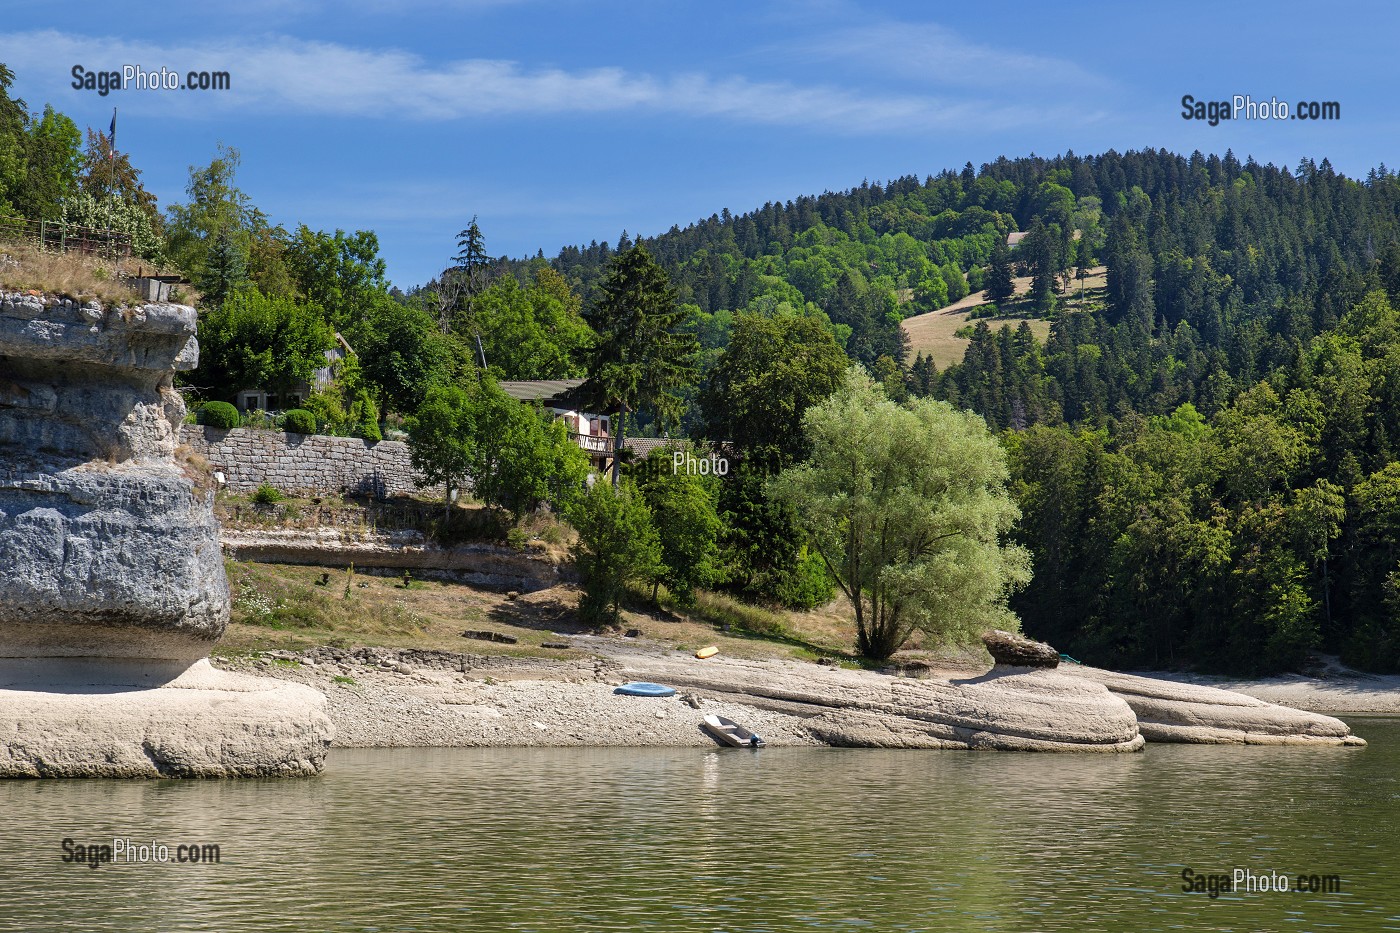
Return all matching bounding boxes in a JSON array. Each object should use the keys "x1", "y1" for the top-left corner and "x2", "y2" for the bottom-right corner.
[
  {"x1": 985, "y1": 239, "x2": 1015, "y2": 304},
  {"x1": 196, "y1": 228, "x2": 248, "y2": 308},
  {"x1": 442, "y1": 216, "x2": 490, "y2": 334},
  {"x1": 584, "y1": 244, "x2": 698, "y2": 435}
]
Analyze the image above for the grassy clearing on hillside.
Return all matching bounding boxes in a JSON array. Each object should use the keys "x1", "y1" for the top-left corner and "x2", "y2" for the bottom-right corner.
[
  {"x1": 0, "y1": 239, "x2": 190, "y2": 305},
  {"x1": 902, "y1": 266, "x2": 1106, "y2": 368}
]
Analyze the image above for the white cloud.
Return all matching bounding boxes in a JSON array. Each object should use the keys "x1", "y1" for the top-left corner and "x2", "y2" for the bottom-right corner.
[
  {"x1": 0, "y1": 29, "x2": 1092, "y2": 133},
  {"x1": 781, "y1": 21, "x2": 1109, "y2": 91}
]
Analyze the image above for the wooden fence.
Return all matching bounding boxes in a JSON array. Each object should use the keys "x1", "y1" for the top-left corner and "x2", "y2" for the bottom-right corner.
[{"x1": 0, "y1": 216, "x2": 132, "y2": 259}]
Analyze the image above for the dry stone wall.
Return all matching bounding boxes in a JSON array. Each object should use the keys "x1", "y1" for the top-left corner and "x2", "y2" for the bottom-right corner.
[{"x1": 180, "y1": 425, "x2": 442, "y2": 499}]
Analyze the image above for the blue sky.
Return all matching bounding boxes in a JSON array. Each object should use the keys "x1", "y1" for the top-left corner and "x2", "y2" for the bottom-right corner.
[{"x1": 2, "y1": 0, "x2": 1396, "y2": 287}]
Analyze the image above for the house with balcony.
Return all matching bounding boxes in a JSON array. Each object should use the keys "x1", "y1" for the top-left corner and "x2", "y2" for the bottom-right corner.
[{"x1": 498, "y1": 379, "x2": 617, "y2": 470}]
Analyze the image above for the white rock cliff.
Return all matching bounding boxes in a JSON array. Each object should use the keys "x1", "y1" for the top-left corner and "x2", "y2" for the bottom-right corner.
[{"x1": 0, "y1": 292, "x2": 333, "y2": 777}]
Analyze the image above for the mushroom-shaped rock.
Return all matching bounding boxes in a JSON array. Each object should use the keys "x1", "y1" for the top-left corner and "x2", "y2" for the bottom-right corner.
[
  {"x1": 982, "y1": 629, "x2": 1060, "y2": 668},
  {"x1": 0, "y1": 293, "x2": 333, "y2": 777}
]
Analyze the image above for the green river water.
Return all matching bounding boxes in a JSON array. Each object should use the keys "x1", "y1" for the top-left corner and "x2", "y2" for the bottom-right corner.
[{"x1": 2, "y1": 717, "x2": 1398, "y2": 932}]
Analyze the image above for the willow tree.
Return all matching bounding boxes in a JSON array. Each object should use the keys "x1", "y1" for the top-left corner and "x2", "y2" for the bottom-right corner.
[{"x1": 770, "y1": 367, "x2": 1030, "y2": 659}]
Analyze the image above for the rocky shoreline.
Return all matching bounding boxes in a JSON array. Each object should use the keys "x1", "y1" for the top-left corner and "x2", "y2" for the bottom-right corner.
[{"x1": 214, "y1": 642, "x2": 1372, "y2": 751}]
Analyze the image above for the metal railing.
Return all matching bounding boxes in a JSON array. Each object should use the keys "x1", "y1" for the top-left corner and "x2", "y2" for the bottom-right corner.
[
  {"x1": 569, "y1": 432, "x2": 615, "y2": 455},
  {"x1": 0, "y1": 216, "x2": 132, "y2": 259}
]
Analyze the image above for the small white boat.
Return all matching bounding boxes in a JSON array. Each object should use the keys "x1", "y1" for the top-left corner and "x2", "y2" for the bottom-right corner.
[{"x1": 702, "y1": 714, "x2": 766, "y2": 748}]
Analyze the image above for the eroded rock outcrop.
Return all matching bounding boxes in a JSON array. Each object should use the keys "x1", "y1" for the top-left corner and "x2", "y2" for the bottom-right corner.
[
  {"x1": 617, "y1": 654, "x2": 1146, "y2": 752},
  {"x1": 615, "y1": 642, "x2": 1364, "y2": 750},
  {"x1": 1068, "y1": 666, "x2": 1365, "y2": 746},
  {"x1": 0, "y1": 292, "x2": 332, "y2": 777}
]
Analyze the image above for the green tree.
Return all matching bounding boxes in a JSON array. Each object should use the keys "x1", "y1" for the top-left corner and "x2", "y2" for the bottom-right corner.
[
  {"x1": 567, "y1": 480, "x2": 663, "y2": 626},
  {"x1": 771, "y1": 367, "x2": 1030, "y2": 659},
  {"x1": 584, "y1": 244, "x2": 699, "y2": 436},
  {"x1": 245, "y1": 220, "x2": 299, "y2": 298},
  {"x1": 1104, "y1": 213, "x2": 1154, "y2": 330},
  {"x1": 472, "y1": 268, "x2": 594, "y2": 379},
  {"x1": 166, "y1": 144, "x2": 253, "y2": 283},
  {"x1": 17, "y1": 105, "x2": 81, "y2": 221},
  {"x1": 699, "y1": 310, "x2": 847, "y2": 473},
  {"x1": 197, "y1": 228, "x2": 248, "y2": 307},
  {"x1": 984, "y1": 238, "x2": 1015, "y2": 304},
  {"x1": 407, "y1": 384, "x2": 478, "y2": 513},
  {"x1": 345, "y1": 294, "x2": 465, "y2": 417},
  {"x1": 636, "y1": 446, "x2": 723, "y2": 606},
  {"x1": 1022, "y1": 220, "x2": 1057, "y2": 314},
  {"x1": 284, "y1": 225, "x2": 387, "y2": 329},
  {"x1": 443, "y1": 215, "x2": 492, "y2": 335},
  {"x1": 469, "y1": 381, "x2": 591, "y2": 518},
  {"x1": 196, "y1": 290, "x2": 334, "y2": 401},
  {"x1": 0, "y1": 64, "x2": 29, "y2": 217}
]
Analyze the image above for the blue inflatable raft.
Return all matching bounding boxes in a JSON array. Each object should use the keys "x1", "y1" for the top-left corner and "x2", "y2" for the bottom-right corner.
[{"x1": 613, "y1": 682, "x2": 677, "y2": 697}]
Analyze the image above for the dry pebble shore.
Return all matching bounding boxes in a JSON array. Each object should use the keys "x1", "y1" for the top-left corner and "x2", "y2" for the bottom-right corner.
[
  {"x1": 215, "y1": 642, "x2": 1372, "y2": 751},
  {"x1": 214, "y1": 647, "x2": 821, "y2": 748}
]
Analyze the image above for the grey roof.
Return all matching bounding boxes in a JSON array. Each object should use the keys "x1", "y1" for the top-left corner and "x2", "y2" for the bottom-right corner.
[
  {"x1": 624, "y1": 437, "x2": 677, "y2": 458},
  {"x1": 498, "y1": 379, "x2": 588, "y2": 405}
]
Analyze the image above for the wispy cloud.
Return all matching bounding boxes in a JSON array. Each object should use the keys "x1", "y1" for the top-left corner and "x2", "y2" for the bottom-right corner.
[
  {"x1": 780, "y1": 21, "x2": 1109, "y2": 91},
  {"x1": 1, "y1": 29, "x2": 1091, "y2": 133}
]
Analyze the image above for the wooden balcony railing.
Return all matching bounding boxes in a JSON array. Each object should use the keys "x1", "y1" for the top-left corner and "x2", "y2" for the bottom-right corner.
[{"x1": 569, "y1": 432, "x2": 615, "y2": 455}]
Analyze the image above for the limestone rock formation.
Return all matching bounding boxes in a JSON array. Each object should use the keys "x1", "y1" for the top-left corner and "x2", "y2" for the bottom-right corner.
[
  {"x1": 1067, "y1": 667, "x2": 1365, "y2": 746},
  {"x1": 982, "y1": 628, "x2": 1060, "y2": 668},
  {"x1": 0, "y1": 295, "x2": 226, "y2": 660},
  {"x1": 615, "y1": 649, "x2": 1365, "y2": 750},
  {"x1": 619, "y1": 654, "x2": 1145, "y2": 752},
  {"x1": 0, "y1": 292, "x2": 333, "y2": 776},
  {"x1": 0, "y1": 659, "x2": 331, "y2": 777}
]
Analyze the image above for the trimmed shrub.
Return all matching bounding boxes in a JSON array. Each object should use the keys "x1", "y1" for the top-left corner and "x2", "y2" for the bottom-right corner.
[
  {"x1": 199, "y1": 401, "x2": 240, "y2": 429},
  {"x1": 282, "y1": 409, "x2": 317, "y2": 435},
  {"x1": 358, "y1": 418, "x2": 382, "y2": 443}
]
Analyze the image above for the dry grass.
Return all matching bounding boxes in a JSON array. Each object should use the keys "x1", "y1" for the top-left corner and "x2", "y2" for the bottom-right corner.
[
  {"x1": 216, "y1": 559, "x2": 868, "y2": 663},
  {"x1": 0, "y1": 239, "x2": 191, "y2": 305},
  {"x1": 901, "y1": 266, "x2": 1106, "y2": 368},
  {"x1": 218, "y1": 558, "x2": 998, "y2": 669},
  {"x1": 220, "y1": 560, "x2": 568, "y2": 658}
]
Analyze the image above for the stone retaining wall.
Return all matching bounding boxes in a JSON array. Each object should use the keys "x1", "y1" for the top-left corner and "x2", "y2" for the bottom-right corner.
[{"x1": 179, "y1": 425, "x2": 441, "y2": 499}]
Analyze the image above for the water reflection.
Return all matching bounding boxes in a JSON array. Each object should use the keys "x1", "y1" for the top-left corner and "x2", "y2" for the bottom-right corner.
[{"x1": 0, "y1": 721, "x2": 1394, "y2": 932}]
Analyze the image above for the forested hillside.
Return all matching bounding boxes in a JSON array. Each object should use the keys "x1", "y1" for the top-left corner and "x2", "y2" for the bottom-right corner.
[
  {"x1": 525, "y1": 150, "x2": 1400, "y2": 674},
  {"x1": 8, "y1": 47, "x2": 1400, "y2": 675}
]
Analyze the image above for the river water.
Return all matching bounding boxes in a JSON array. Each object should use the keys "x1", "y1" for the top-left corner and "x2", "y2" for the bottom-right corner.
[{"x1": 2, "y1": 717, "x2": 1397, "y2": 932}]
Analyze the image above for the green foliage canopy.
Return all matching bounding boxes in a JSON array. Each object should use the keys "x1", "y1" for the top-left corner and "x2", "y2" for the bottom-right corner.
[
  {"x1": 567, "y1": 480, "x2": 663, "y2": 627},
  {"x1": 772, "y1": 367, "x2": 1030, "y2": 659}
]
